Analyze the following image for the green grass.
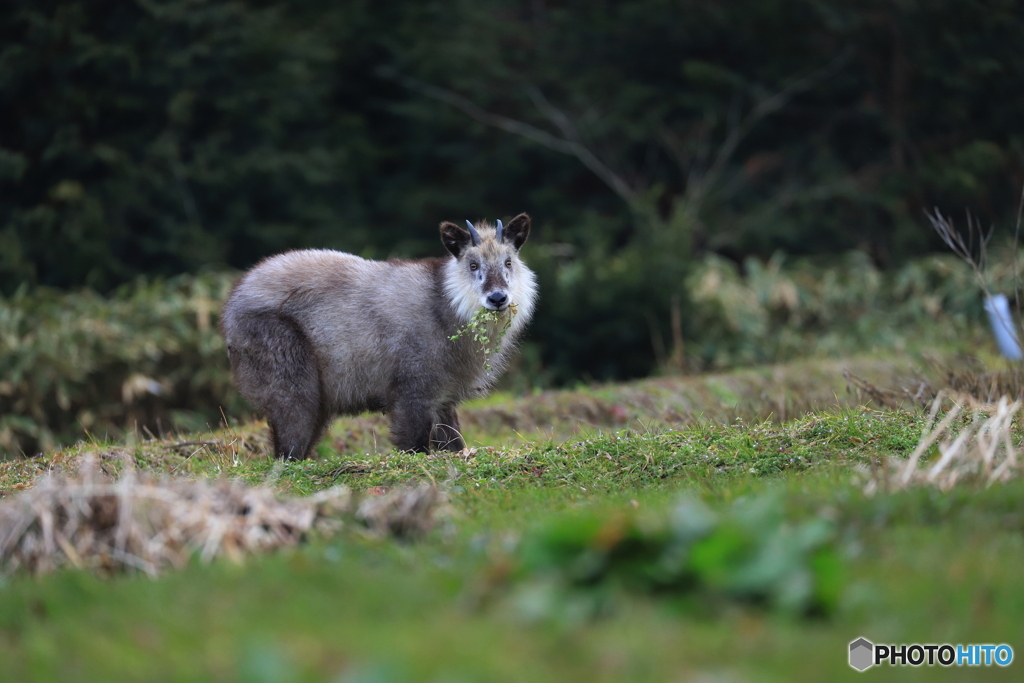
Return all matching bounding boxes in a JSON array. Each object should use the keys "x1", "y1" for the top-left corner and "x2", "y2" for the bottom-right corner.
[{"x1": 2, "y1": 353, "x2": 1023, "y2": 682}]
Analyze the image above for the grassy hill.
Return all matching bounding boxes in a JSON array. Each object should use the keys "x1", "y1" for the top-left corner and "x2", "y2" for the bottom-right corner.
[{"x1": 1, "y1": 351, "x2": 1022, "y2": 682}]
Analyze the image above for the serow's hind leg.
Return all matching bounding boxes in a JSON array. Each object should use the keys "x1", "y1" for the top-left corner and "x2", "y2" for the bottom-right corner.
[
  {"x1": 231, "y1": 312, "x2": 329, "y2": 461},
  {"x1": 431, "y1": 404, "x2": 464, "y2": 452},
  {"x1": 268, "y1": 397, "x2": 331, "y2": 461}
]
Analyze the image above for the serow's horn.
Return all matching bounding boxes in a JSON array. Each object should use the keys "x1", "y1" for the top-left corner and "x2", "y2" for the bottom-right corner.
[
  {"x1": 464, "y1": 220, "x2": 481, "y2": 246},
  {"x1": 496, "y1": 219, "x2": 503, "y2": 242}
]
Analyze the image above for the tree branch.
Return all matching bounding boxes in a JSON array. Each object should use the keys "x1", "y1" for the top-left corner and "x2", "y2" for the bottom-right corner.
[
  {"x1": 387, "y1": 50, "x2": 849, "y2": 220},
  {"x1": 524, "y1": 86, "x2": 636, "y2": 203},
  {"x1": 682, "y1": 50, "x2": 853, "y2": 211},
  {"x1": 387, "y1": 71, "x2": 637, "y2": 205}
]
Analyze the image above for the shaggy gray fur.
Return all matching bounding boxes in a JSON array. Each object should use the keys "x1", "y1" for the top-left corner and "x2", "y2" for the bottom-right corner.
[{"x1": 221, "y1": 214, "x2": 537, "y2": 459}]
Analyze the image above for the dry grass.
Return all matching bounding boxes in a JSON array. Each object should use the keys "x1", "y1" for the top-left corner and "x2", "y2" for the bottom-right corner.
[
  {"x1": 861, "y1": 393, "x2": 1023, "y2": 494},
  {"x1": 846, "y1": 353, "x2": 1024, "y2": 411},
  {"x1": 0, "y1": 455, "x2": 444, "y2": 577},
  {"x1": 355, "y1": 482, "x2": 447, "y2": 540}
]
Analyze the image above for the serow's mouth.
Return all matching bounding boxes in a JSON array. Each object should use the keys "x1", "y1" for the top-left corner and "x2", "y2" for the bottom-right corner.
[{"x1": 483, "y1": 302, "x2": 509, "y2": 312}]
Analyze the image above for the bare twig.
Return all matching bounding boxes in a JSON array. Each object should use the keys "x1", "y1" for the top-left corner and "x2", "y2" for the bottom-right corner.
[
  {"x1": 926, "y1": 208, "x2": 993, "y2": 291},
  {"x1": 390, "y1": 74, "x2": 576, "y2": 153},
  {"x1": 385, "y1": 72, "x2": 635, "y2": 204},
  {"x1": 385, "y1": 50, "x2": 850, "y2": 214},
  {"x1": 524, "y1": 86, "x2": 636, "y2": 203},
  {"x1": 927, "y1": 207, "x2": 1024, "y2": 361},
  {"x1": 682, "y1": 51, "x2": 853, "y2": 212}
]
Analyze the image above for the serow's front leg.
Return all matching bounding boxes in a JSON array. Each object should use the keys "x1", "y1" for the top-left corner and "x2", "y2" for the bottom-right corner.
[
  {"x1": 388, "y1": 398, "x2": 435, "y2": 453},
  {"x1": 431, "y1": 404, "x2": 464, "y2": 452}
]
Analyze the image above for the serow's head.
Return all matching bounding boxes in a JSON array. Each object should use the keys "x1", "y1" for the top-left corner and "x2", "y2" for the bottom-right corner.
[{"x1": 440, "y1": 213, "x2": 530, "y2": 312}]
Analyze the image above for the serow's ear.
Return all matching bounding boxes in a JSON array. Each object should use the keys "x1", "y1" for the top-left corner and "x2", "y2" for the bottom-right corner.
[
  {"x1": 502, "y1": 213, "x2": 531, "y2": 250},
  {"x1": 440, "y1": 221, "x2": 472, "y2": 257}
]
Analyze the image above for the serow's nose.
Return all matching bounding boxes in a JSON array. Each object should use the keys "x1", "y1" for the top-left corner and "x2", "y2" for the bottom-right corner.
[{"x1": 487, "y1": 292, "x2": 509, "y2": 309}]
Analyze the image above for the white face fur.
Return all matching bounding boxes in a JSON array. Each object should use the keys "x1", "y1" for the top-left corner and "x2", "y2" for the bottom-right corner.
[{"x1": 441, "y1": 219, "x2": 537, "y2": 331}]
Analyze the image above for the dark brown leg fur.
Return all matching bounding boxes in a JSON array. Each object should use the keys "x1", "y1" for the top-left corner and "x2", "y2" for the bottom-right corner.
[
  {"x1": 269, "y1": 402, "x2": 331, "y2": 461},
  {"x1": 228, "y1": 311, "x2": 328, "y2": 460},
  {"x1": 431, "y1": 404, "x2": 464, "y2": 451},
  {"x1": 388, "y1": 397, "x2": 435, "y2": 453}
]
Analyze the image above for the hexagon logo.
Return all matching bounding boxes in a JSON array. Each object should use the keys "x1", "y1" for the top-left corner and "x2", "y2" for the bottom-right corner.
[{"x1": 849, "y1": 637, "x2": 874, "y2": 671}]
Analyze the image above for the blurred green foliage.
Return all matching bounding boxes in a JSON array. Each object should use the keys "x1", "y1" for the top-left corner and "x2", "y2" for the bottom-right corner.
[
  {"x1": 0, "y1": 273, "x2": 240, "y2": 455},
  {"x1": 513, "y1": 493, "x2": 841, "y2": 619},
  {"x1": 685, "y1": 250, "x2": 991, "y2": 369},
  {"x1": 2, "y1": 0, "x2": 1023, "y2": 385}
]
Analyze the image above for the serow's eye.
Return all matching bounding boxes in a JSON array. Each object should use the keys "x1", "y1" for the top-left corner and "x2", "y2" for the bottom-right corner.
[
  {"x1": 505, "y1": 260, "x2": 512, "y2": 268},
  {"x1": 469, "y1": 262, "x2": 479, "y2": 271}
]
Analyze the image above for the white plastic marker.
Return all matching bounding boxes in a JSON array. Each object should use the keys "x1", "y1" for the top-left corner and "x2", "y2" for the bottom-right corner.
[{"x1": 984, "y1": 294, "x2": 1023, "y2": 360}]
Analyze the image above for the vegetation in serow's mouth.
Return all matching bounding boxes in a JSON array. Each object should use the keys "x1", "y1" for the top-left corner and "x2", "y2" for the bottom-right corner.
[{"x1": 449, "y1": 304, "x2": 518, "y2": 371}]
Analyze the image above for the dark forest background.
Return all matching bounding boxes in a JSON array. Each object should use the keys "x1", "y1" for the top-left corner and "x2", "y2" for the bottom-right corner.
[{"x1": 2, "y1": 0, "x2": 1023, "y2": 390}]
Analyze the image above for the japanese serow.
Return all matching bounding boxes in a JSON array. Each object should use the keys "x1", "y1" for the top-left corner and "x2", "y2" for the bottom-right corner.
[{"x1": 220, "y1": 214, "x2": 537, "y2": 459}]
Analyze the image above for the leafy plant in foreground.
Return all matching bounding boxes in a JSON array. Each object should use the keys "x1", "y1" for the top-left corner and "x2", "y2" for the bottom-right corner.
[{"x1": 509, "y1": 493, "x2": 842, "y2": 621}]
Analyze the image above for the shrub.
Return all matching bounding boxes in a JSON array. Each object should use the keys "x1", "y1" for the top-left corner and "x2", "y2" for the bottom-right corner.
[
  {"x1": 510, "y1": 493, "x2": 842, "y2": 619},
  {"x1": 0, "y1": 272, "x2": 241, "y2": 456},
  {"x1": 685, "y1": 250, "x2": 999, "y2": 369}
]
